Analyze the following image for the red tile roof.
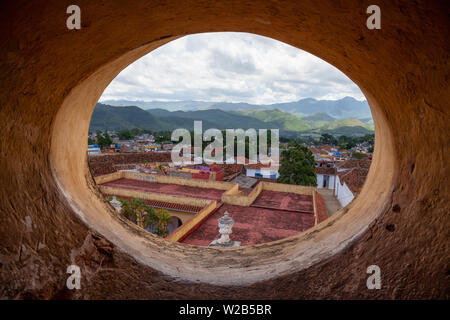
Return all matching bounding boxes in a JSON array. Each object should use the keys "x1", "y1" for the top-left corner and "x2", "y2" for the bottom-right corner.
[
  {"x1": 105, "y1": 194, "x2": 203, "y2": 213},
  {"x1": 245, "y1": 163, "x2": 272, "y2": 170},
  {"x1": 337, "y1": 159, "x2": 372, "y2": 170},
  {"x1": 337, "y1": 167, "x2": 369, "y2": 194},
  {"x1": 144, "y1": 199, "x2": 203, "y2": 213},
  {"x1": 315, "y1": 166, "x2": 336, "y2": 175}
]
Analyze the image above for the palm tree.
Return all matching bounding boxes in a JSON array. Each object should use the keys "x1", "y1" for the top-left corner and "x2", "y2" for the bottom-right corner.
[
  {"x1": 116, "y1": 198, "x2": 171, "y2": 236},
  {"x1": 143, "y1": 206, "x2": 158, "y2": 232},
  {"x1": 118, "y1": 199, "x2": 137, "y2": 223},
  {"x1": 156, "y1": 209, "x2": 171, "y2": 237}
]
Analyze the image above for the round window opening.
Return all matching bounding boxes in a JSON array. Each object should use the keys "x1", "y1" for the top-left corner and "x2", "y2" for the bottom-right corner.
[
  {"x1": 51, "y1": 32, "x2": 393, "y2": 285},
  {"x1": 88, "y1": 32, "x2": 374, "y2": 247}
]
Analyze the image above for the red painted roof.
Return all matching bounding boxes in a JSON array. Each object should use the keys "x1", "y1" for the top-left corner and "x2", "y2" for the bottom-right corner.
[
  {"x1": 245, "y1": 163, "x2": 272, "y2": 170},
  {"x1": 315, "y1": 166, "x2": 336, "y2": 175},
  {"x1": 337, "y1": 159, "x2": 372, "y2": 169},
  {"x1": 337, "y1": 167, "x2": 369, "y2": 194},
  {"x1": 252, "y1": 190, "x2": 314, "y2": 213},
  {"x1": 181, "y1": 203, "x2": 315, "y2": 246}
]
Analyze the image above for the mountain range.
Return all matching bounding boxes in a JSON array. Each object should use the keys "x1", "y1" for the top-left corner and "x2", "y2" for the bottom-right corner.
[
  {"x1": 101, "y1": 96, "x2": 372, "y2": 120},
  {"x1": 91, "y1": 97, "x2": 373, "y2": 137}
]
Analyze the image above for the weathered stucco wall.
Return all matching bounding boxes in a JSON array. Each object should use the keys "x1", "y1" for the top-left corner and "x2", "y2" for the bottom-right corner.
[
  {"x1": 98, "y1": 185, "x2": 212, "y2": 208},
  {"x1": 262, "y1": 181, "x2": 315, "y2": 195},
  {"x1": 88, "y1": 152, "x2": 172, "y2": 176},
  {"x1": 222, "y1": 181, "x2": 263, "y2": 206},
  {"x1": 0, "y1": 0, "x2": 448, "y2": 299},
  {"x1": 167, "y1": 201, "x2": 219, "y2": 243},
  {"x1": 126, "y1": 171, "x2": 236, "y2": 191}
]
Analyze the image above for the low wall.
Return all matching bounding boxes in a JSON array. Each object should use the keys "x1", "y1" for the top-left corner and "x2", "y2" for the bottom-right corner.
[
  {"x1": 222, "y1": 182, "x2": 263, "y2": 206},
  {"x1": 313, "y1": 190, "x2": 328, "y2": 225},
  {"x1": 94, "y1": 171, "x2": 124, "y2": 184},
  {"x1": 98, "y1": 185, "x2": 212, "y2": 208},
  {"x1": 167, "y1": 201, "x2": 219, "y2": 242},
  {"x1": 223, "y1": 183, "x2": 239, "y2": 196},
  {"x1": 124, "y1": 171, "x2": 236, "y2": 191},
  {"x1": 262, "y1": 181, "x2": 315, "y2": 196}
]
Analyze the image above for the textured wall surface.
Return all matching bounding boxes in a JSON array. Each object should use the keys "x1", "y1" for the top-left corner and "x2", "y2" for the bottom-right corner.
[
  {"x1": 0, "y1": 0, "x2": 448, "y2": 299},
  {"x1": 88, "y1": 152, "x2": 172, "y2": 176}
]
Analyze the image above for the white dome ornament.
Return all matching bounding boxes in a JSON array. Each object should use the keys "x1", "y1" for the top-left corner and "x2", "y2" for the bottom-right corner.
[
  {"x1": 210, "y1": 211, "x2": 240, "y2": 247},
  {"x1": 109, "y1": 196, "x2": 122, "y2": 213}
]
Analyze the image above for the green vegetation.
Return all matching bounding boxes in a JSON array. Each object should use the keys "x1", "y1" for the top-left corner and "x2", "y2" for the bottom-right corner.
[
  {"x1": 319, "y1": 133, "x2": 337, "y2": 145},
  {"x1": 301, "y1": 112, "x2": 336, "y2": 122},
  {"x1": 117, "y1": 129, "x2": 135, "y2": 140},
  {"x1": 117, "y1": 198, "x2": 171, "y2": 237},
  {"x1": 103, "y1": 96, "x2": 372, "y2": 119},
  {"x1": 351, "y1": 152, "x2": 367, "y2": 159},
  {"x1": 277, "y1": 143, "x2": 317, "y2": 186},
  {"x1": 90, "y1": 103, "x2": 374, "y2": 138},
  {"x1": 96, "y1": 131, "x2": 112, "y2": 149},
  {"x1": 235, "y1": 108, "x2": 314, "y2": 131}
]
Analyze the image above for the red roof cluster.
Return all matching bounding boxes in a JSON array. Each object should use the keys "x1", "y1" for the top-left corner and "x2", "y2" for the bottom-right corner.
[
  {"x1": 337, "y1": 167, "x2": 369, "y2": 194},
  {"x1": 337, "y1": 159, "x2": 372, "y2": 170},
  {"x1": 315, "y1": 166, "x2": 336, "y2": 175},
  {"x1": 89, "y1": 152, "x2": 172, "y2": 176}
]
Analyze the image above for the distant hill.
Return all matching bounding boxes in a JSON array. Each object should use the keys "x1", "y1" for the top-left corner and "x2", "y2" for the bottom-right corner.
[
  {"x1": 147, "y1": 108, "x2": 278, "y2": 131},
  {"x1": 101, "y1": 96, "x2": 372, "y2": 120},
  {"x1": 90, "y1": 102, "x2": 374, "y2": 137},
  {"x1": 100, "y1": 100, "x2": 214, "y2": 111},
  {"x1": 319, "y1": 118, "x2": 372, "y2": 130},
  {"x1": 90, "y1": 103, "x2": 165, "y2": 132},
  {"x1": 301, "y1": 112, "x2": 336, "y2": 122},
  {"x1": 234, "y1": 109, "x2": 314, "y2": 131},
  {"x1": 319, "y1": 126, "x2": 373, "y2": 137}
]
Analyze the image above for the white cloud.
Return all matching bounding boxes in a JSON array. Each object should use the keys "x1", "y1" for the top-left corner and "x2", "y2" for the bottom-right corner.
[{"x1": 100, "y1": 32, "x2": 365, "y2": 104}]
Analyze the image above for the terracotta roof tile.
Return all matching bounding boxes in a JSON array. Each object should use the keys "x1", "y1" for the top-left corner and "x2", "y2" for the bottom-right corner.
[
  {"x1": 337, "y1": 167, "x2": 369, "y2": 194},
  {"x1": 337, "y1": 159, "x2": 372, "y2": 170},
  {"x1": 315, "y1": 166, "x2": 336, "y2": 175}
]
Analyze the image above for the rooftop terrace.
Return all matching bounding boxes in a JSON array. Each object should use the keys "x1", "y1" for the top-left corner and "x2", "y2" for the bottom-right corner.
[
  {"x1": 181, "y1": 203, "x2": 315, "y2": 246},
  {"x1": 96, "y1": 171, "x2": 326, "y2": 246},
  {"x1": 100, "y1": 178, "x2": 224, "y2": 201}
]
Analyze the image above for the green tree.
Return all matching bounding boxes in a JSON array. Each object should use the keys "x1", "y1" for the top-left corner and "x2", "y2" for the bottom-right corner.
[
  {"x1": 96, "y1": 131, "x2": 113, "y2": 149},
  {"x1": 351, "y1": 152, "x2": 366, "y2": 159},
  {"x1": 277, "y1": 143, "x2": 317, "y2": 186},
  {"x1": 155, "y1": 209, "x2": 171, "y2": 237},
  {"x1": 117, "y1": 129, "x2": 134, "y2": 140},
  {"x1": 130, "y1": 128, "x2": 143, "y2": 136},
  {"x1": 117, "y1": 198, "x2": 171, "y2": 236},
  {"x1": 319, "y1": 133, "x2": 337, "y2": 146}
]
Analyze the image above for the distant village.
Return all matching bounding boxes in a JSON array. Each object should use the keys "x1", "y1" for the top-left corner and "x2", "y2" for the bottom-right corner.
[{"x1": 88, "y1": 130, "x2": 373, "y2": 211}]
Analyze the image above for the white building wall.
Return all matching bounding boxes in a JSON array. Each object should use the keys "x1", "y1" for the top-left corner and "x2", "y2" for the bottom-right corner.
[
  {"x1": 246, "y1": 169, "x2": 279, "y2": 179},
  {"x1": 328, "y1": 175, "x2": 336, "y2": 189},
  {"x1": 334, "y1": 175, "x2": 355, "y2": 207},
  {"x1": 316, "y1": 174, "x2": 336, "y2": 189},
  {"x1": 316, "y1": 174, "x2": 324, "y2": 188}
]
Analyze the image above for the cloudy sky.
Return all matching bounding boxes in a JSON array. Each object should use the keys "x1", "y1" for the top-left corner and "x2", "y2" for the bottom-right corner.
[{"x1": 100, "y1": 32, "x2": 365, "y2": 105}]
